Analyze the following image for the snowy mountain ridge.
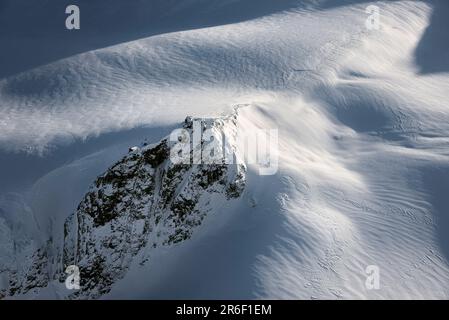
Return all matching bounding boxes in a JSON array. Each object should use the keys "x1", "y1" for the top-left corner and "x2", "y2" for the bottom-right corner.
[{"x1": 2, "y1": 112, "x2": 247, "y2": 298}]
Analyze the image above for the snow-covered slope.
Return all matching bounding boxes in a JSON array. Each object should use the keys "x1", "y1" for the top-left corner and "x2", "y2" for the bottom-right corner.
[{"x1": 1, "y1": 0, "x2": 449, "y2": 299}]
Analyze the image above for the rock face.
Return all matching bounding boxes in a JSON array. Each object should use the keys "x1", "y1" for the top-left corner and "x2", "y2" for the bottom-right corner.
[
  {"x1": 0, "y1": 194, "x2": 49, "y2": 298},
  {"x1": 0, "y1": 112, "x2": 246, "y2": 299},
  {"x1": 58, "y1": 113, "x2": 246, "y2": 298}
]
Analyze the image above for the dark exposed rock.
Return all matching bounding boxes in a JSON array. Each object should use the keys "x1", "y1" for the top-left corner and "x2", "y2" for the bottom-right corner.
[
  {"x1": 61, "y1": 113, "x2": 246, "y2": 299},
  {"x1": 143, "y1": 140, "x2": 169, "y2": 167},
  {"x1": 3, "y1": 112, "x2": 246, "y2": 300}
]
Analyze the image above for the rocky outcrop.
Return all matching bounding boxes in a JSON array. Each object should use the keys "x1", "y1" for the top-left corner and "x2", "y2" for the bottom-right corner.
[
  {"x1": 59, "y1": 113, "x2": 246, "y2": 298},
  {"x1": 1, "y1": 112, "x2": 246, "y2": 299}
]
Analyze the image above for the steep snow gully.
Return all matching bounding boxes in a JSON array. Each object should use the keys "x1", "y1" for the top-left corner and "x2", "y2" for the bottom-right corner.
[{"x1": 1, "y1": 0, "x2": 449, "y2": 299}]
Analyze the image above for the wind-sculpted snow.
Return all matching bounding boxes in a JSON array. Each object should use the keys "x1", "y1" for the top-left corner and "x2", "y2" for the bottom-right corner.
[
  {"x1": 1, "y1": 0, "x2": 449, "y2": 299},
  {"x1": 0, "y1": 0, "x2": 365, "y2": 153}
]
